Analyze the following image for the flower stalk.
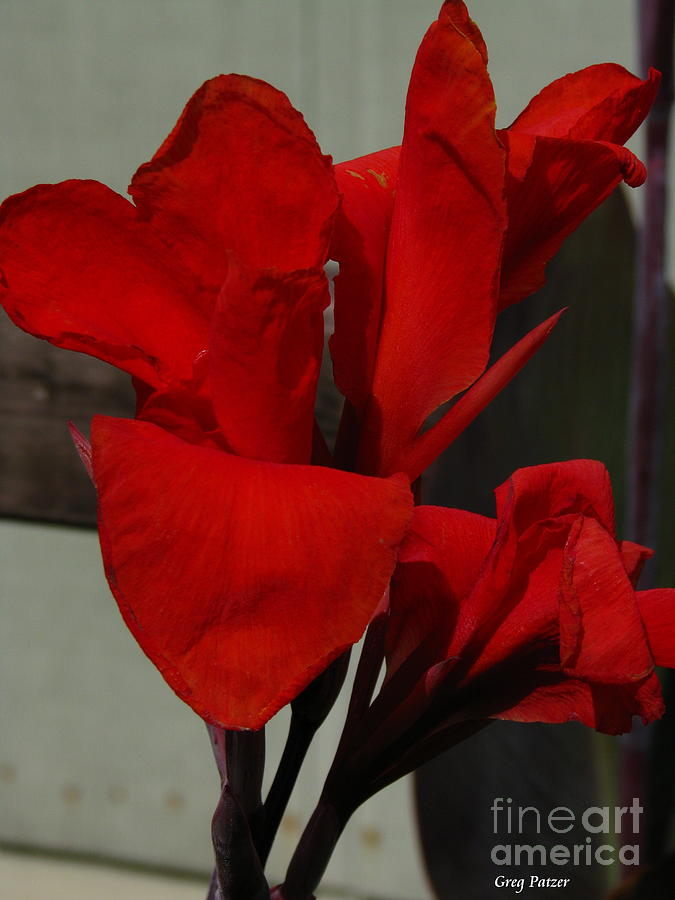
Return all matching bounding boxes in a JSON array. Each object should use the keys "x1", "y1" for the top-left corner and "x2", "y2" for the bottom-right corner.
[
  {"x1": 258, "y1": 652, "x2": 351, "y2": 865},
  {"x1": 207, "y1": 727, "x2": 266, "y2": 898},
  {"x1": 280, "y1": 800, "x2": 351, "y2": 900}
]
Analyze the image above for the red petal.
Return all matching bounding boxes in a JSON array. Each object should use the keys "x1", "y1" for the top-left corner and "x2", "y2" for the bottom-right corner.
[
  {"x1": 638, "y1": 590, "x2": 675, "y2": 667},
  {"x1": 400, "y1": 310, "x2": 563, "y2": 480},
  {"x1": 509, "y1": 65, "x2": 660, "y2": 145},
  {"x1": 495, "y1": 459, "x2": 616, "y2": 537},
  {"x1": 559, "y1": 516, "x2": 654, "y2": 683},
  {"x1": 91, "y1": 417, "x2": 412, "y2": 729},
  {"x1": 130, "y1": 75, "x2": 338, "y2": 288},
  {"x1": 459, "y1": 536, "x2": 565, "y2": 677},
  {"x1": 387, "y1": 506, "x2": 497, "y2": 677},
  {"x1": 619, "y1": 539, "x2": 654, "y2": 585},
  {"x1": 495, "y1": 672, "x2": 664, "y2": 734},
  {"x1": 438, "y1": 0, "x2": 489, "y2": 61},
  {"x1": 328, "y1": 0, "x2": 491, "y2": 415},
  {"x1": 351, "y1": 500, "x2": 498, "y2": 764},
  {"x1": 0, "y1": 181, "x2": 208, "y2": 386},
  {"x1": 446, "y1": 462, "x2": 616, "y2": 668},
  {"x1": 359, "y1": 2, "x2": 506, "y2": 475},
  {"x1": 135, "y1": 365, "x2": 225, "y2": 451},
  {"x1": 209, "y1": 261, "x2": 329, "y2": 464},
  {"x1": 500, "y1": 132, "x2": 646, "y2": 308},
  {"x1": 330, "y1": 149, "x2": 399, "y2": 411}
]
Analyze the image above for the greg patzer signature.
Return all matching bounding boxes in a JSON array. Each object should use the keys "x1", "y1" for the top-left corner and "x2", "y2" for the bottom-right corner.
[{"x1": 495, "y1": 875, "x2": 571, "y2": 893}]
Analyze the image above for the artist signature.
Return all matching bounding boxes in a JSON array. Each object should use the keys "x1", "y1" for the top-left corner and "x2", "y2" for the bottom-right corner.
[{"x1": 495, "y1": 875, "x2": 571, "y2": 893}]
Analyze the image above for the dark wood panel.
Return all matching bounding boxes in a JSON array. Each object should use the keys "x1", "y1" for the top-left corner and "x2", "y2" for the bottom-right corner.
[{"x1": 0, "y1": 316, "x2": 134, "y2": 525}]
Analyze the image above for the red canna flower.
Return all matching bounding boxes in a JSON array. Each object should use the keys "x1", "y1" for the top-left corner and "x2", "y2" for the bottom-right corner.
[
  {"x1": 343, "y1": 460, "x2": 675, "y2": 798},
  {"x1": 0, "y1": 1, "x2": 663, "y2": 741},
  {"x1": 330, "y1": 0, "x2": 659, "y2": 480},
  {"x1": 0, "y1": 76, "x2": 414, "y2": 730},
  {"x1": 1, "y1": 4, "x2": 673, "y2": 894}
]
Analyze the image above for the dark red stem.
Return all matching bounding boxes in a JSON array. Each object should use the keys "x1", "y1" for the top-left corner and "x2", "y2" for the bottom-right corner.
[
  {"x1": 206, "y1": 726, "x2": 267, "y2": 899},
  {"x1": 258, "y1": 652, "x2": 351, "y2": 866},
  {"x1": 279, "y1": 800, "x2": 350, "y2": 900},
  {"x1": 211, "y1": 783, "x2": 269, "y2": 900}
]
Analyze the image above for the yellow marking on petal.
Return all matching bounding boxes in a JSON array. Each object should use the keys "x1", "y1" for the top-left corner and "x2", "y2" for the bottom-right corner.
[
  {"x1": 346, "y1": 169, "x2": 366, "y2": 181},
  {"x1": 630, "y1": 666, "x2": 655, "y2": 681},
  {"x1": 367, "y1": 168, "x2": 388, "y2": 188}
]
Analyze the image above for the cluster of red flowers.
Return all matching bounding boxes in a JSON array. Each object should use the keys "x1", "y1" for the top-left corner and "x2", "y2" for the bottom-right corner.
[{"x1": 1, "y1": 3, "x2": 673, "y2": 888}]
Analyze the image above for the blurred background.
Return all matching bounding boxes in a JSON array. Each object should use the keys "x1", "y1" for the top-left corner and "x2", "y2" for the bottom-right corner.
[{"x1": 1, "y1": 1, "x2": 673, "y2": 898}]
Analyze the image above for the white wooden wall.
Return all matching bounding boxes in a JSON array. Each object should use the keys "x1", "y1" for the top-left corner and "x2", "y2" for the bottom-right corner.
[{"x1": 1, "y1": 2, "x2": 670, "y2": 898}]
